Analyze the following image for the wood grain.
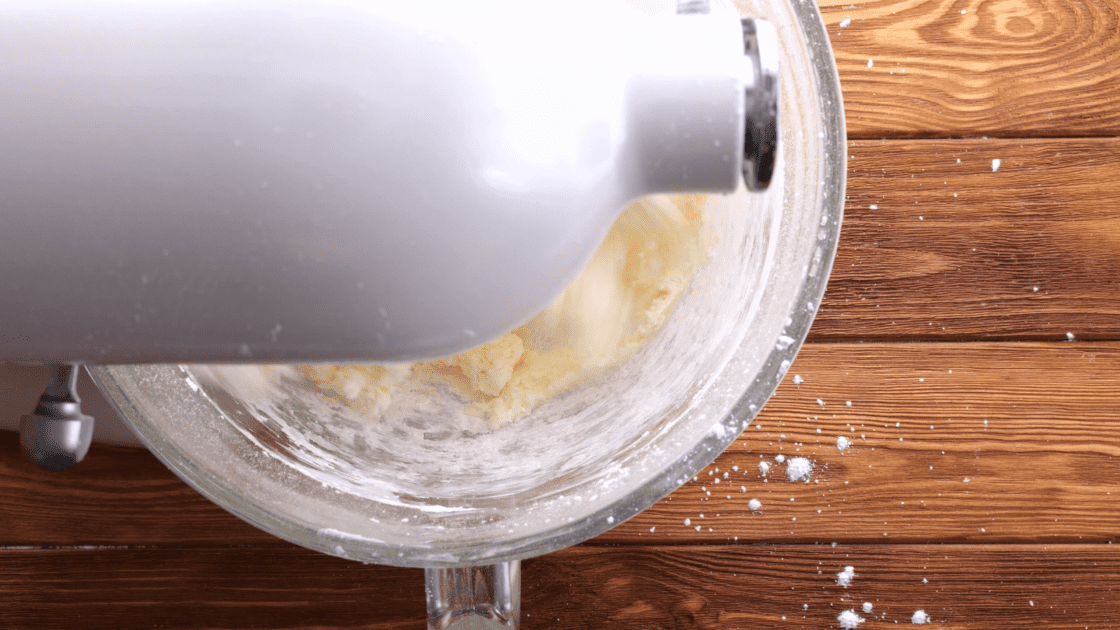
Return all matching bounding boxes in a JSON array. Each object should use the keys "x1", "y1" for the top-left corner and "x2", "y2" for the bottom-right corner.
[
  {"x1": 818, "y1": 0, "x2": 1120, "y2": 137},
  {"x1": 0, "y1": 429, "x2": 278, "y2": 547},
  {"x1": 5, "y1": 343, "x2": 1118, "y2": 547},
  {"x1": 605, "y1": 341, "x2": 1120, "y2": 544},
  {"x1": 811, "y1": 137, "x2": 1120, "y2": 341},
  {"x1": 1, "y1": 544, "x2": 1114, "y2": 629}
]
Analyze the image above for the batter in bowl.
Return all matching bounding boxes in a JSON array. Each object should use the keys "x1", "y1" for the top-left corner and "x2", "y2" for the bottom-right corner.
[{"x1": 300, "y1": 194, "x2": 711, "y2": 429}]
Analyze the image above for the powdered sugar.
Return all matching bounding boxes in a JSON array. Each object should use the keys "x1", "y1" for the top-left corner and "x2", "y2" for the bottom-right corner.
[
  {"x1": 786, "y1": 457, "x2": 813, "y2": 482},
  {"x1": 838, "y1": 609, "x2": 865, "y2": 628}
]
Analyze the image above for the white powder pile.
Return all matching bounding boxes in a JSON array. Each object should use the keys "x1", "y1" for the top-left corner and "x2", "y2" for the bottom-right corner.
[
  {"x1": 786, "y1": 457, "x2": 813, "y2": 482},
  {"x1": 837, "y1": 610, "x2": 865, "y2": 629},
  {"x1": 836, "y1": 566, "x2": 856, "y2": 587},
  {"x1": 991, "y1": 158, "x2": 1001, "y2": 172},
  {"x1": 748, "y1": 498, "x2": 762, "y2": 511},
  {"x1": 793, "y1": 374, "x2": 804, "y2": 385},
  {"x1": 862, "y1": 602, "x2": 873, "y2": 614},
  {"x1": 758, "y1": 461, "x2": 771, "y2": 475},
  {"x1": 775, "y1": 454, "x2": 786, "y2": 464},
  {"x1": 837, "y1": 436, "x2": 851, "y2": 451},
  {"x1": 912, "y1": 610, "x2": 930, "y2": 624}
]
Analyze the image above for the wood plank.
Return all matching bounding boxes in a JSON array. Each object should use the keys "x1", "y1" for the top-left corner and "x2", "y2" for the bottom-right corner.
[
  {"x1": 0, "y1": 544, "x2": 1115, "y2": 629},
  {"x1": 818, "y1": 0, "x2": 1120, "y2": 137},
  {"x1": 3, "y1": 343, "x2": 1119, "y2": 547},
  {"x1": 532, "y1": 545, "x2": 1119, "y2": 630},
  {"x1": 0, "y1": 546, "x2": 422, "y2": 630},
  {"x1": 603, "y1": 342, "x2": 1120, "y2": 544},
  {"x1": 0, "y1": 427, "x2": 280, "y2": 547},
  {"x1": 811, "y1": 137, "x2": 1120, "y2": 341}
]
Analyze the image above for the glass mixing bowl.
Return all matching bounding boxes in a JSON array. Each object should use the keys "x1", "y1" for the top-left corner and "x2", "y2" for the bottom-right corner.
[{"x1": 91, "y1": 0, "x2": 843, "y2": 576}]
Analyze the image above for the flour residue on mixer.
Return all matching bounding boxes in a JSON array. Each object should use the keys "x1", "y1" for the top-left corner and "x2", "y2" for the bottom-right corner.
[{"x1": 299, "y1": 194, "x2": 712, "y2": 429}]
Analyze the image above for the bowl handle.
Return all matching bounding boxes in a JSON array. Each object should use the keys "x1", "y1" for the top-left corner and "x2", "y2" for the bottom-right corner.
[{"x1": 425, "y1": 561, "x2": 521, "y2": 629}]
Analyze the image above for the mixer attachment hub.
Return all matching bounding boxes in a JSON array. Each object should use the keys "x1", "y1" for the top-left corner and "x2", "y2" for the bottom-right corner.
[{"x1": 741, "y1": 17, "x2": 780, "y2": 191}]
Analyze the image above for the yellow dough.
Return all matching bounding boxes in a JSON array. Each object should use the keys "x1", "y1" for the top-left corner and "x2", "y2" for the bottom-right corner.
[{"x1": 301, "y1": 194, "x2": 707, "y2": 429}]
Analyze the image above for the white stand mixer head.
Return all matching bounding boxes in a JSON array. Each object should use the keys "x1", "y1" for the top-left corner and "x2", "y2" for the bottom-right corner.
[{"x1": 0, "y1": 0, "x2": 777, "y2": 365}]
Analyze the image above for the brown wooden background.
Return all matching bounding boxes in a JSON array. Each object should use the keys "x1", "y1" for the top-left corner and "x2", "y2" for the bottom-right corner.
[{"x1": 2, "y1": 0, "x2": 1120, "y2": 627}]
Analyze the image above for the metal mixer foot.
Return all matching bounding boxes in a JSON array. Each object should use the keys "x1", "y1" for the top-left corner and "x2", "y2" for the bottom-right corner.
[{"x1": 20, "y1": 363, "x2": 94, "y2": 471}]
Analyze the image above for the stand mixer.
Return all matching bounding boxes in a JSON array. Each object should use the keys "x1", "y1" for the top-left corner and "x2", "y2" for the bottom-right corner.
[{"x1": 1, "y1": 0, "x2": 845, "y2": 627}]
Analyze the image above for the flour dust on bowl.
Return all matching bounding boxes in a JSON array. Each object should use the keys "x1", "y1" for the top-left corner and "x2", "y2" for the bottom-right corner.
[{"x1": 90, "y1": 0, "x2": 844, "y2": 624}]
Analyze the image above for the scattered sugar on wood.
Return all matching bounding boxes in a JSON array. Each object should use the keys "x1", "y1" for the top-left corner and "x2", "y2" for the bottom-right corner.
[
  {"x1": 839, "y1": 17, "x2": 852, "y2": 27},
  {"x1": 836, "y1": 566, "x2": 856, "y2": 587},
  {"x1": 837, "y1": 436, "x2": 851, "y2": 451},
  {"x1": 912, "y1": 610, "x2": 930, "y2": 624},
  {"x1": 758, "y1": 461, "x2": 771, "y2": 475},
  {"x1": 749, "y1": 498, "x2": 762, "y2": 511},
  {"x1": 838, "y1": 610, "x2": 865, "y2": 628},
  {"x1": 793, "y1": 374, "x2": 804, "y2": 385},
  {"x1": 775, "y1": 454, "x2": 786, "y2": 464},
  {"x1": 991, "y1": 158, "x2": 1001, "y2": 172},
  {"x1": 867, "y1": 58, "x2": 874, "y2": 68},
  {"x1": 862, "y1": 602, "x2": 873, "y2": 614},
  {"x1": 787, "y1": 457, "x2": 813, "y2": 482}
]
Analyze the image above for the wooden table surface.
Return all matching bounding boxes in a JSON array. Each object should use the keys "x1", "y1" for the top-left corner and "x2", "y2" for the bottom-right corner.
[{"x1": 3, "y1": 1, "x2": 1120, "y2": 628}]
